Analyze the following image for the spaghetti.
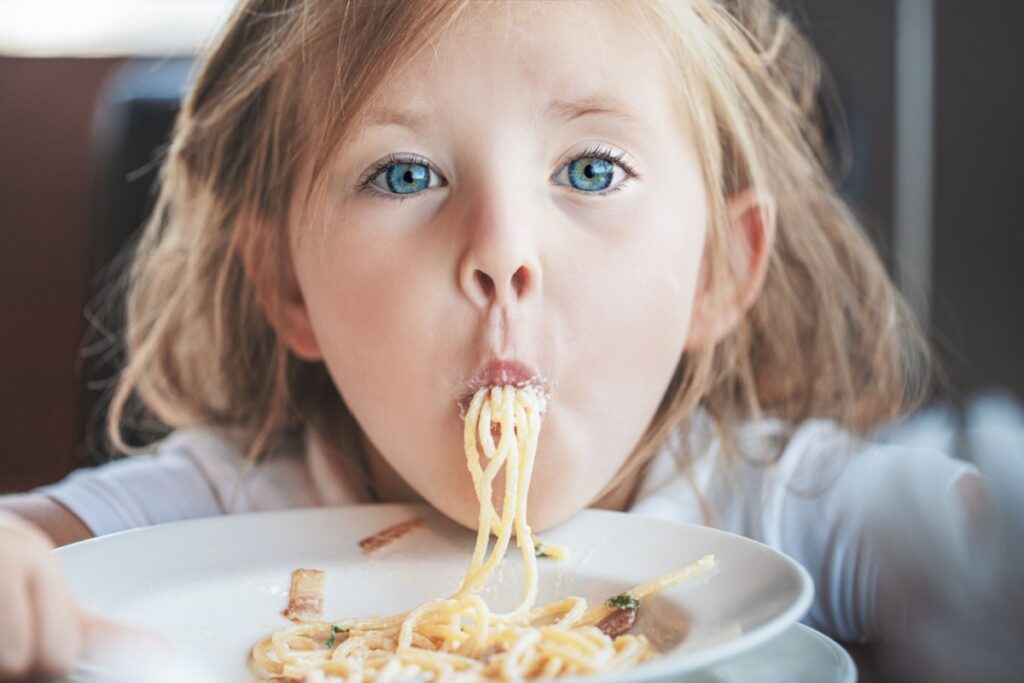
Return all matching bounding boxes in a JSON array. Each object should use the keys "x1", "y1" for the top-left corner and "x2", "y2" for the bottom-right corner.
[{"x1": 250, "y1": 385, "x2": 715, "y2": 682}]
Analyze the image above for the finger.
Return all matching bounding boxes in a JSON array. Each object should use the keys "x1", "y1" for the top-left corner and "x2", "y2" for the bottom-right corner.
[
  {"x1": 77, "y1": 610, "x2": 177, "y2": 680},
  {"x1": 0, "y1": 564, "x2": 32, "y2": 678},
  {"x1": 79, "y1": 609, "x2": 172, "y2": 660},
  {"x1": 28, "y1": 558, "x2": 80, "y2": 678}
]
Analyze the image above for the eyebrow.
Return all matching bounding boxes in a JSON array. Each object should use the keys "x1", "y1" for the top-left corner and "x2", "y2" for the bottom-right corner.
[
  {"x1": 361, "y1": 93, "x2": 641, "y2": 131},
  {"x1": 361, "y1": 105, "x2": 430, "y2": 131},
  {"x1": 541, "y1": 93, "x2": 642, "y2": 126}
]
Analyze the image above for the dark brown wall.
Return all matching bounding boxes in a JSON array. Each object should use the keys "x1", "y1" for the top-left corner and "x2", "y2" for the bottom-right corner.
[
  {"x1": 0, "y1": 57, "x2": 120, "y2": 493},
  {"x1": 799, "y1": 0, "x2": 897, "y2": 264},
  {"x1": 931, "y1": 0, "x2": 1024, "y2": 397},
  {"x1": 799, "y1": 0, "x2": 1024, "y2": 401}
]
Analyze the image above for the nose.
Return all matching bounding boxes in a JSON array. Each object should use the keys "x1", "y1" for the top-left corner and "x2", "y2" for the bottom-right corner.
[{"x1": 457, "y1": 195, "x2": 541, "y2": 309}]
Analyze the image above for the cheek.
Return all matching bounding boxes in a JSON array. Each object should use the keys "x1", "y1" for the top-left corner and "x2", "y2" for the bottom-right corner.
[
  {"x1": 292, "y1": 216, "x2": 479, "y2": 523},
  {"x1": 587, "y1": 220, "x2": 700, "y2": 362},
  {"x1": 293, "y1": 225, "x2": 456, "y2": 437},
  {"x1": 556, "y1": 192, "x2": 705, "y2": 396},
  {"x1": 534, "y1": 189, "x2": 705, "y2": 519}
]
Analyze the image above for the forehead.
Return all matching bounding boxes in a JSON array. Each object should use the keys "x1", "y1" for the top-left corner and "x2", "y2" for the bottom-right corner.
[{"x1": 359, "y1": 0, "x2": 676, "y2": 135}]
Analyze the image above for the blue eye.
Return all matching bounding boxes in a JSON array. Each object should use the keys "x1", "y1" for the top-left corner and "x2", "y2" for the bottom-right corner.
[
  {"x1": 565, "y1": 157, "x2": 615, "y2": 191},
  {"x1": 554, "y1": 145, "x2": 638, "y2": 197},
  {"x1": 360, "y1": 155, "x2": 446, "y2": 199},
  {"x1": 548, "y1": 145, "x2": 634, "y2": 196}
]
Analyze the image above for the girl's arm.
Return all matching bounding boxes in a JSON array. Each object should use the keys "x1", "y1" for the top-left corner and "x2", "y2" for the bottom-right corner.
[{"x1": 0, "y1": 494, "x2": 94, "y2": 547}]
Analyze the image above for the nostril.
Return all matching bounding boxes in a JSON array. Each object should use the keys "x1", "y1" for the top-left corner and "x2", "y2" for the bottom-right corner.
[
  {"x1": 475, "y1": 270, "x2": 494, "y2": 298},
  {"x1": 511, "y1": 266, "x2": 529, "y2": 297}
]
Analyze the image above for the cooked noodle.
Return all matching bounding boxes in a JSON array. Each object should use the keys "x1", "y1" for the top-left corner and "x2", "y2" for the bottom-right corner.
[{"x1": 250, "y1": 385, "x2": 715, "y2": 682}]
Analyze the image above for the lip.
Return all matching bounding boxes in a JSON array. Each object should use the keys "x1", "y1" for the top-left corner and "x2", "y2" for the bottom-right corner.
[{"x1": 458, "y1": 359, "x2": 550, "y2": 416}]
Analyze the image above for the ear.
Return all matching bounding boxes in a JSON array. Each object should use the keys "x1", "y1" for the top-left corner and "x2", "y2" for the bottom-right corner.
[
  {"x1": 236, "y1": 223, "x2": 324, "y2": 362},
  {"x1": 684, "y1": 187, "x2": 777, "y2": 351}
]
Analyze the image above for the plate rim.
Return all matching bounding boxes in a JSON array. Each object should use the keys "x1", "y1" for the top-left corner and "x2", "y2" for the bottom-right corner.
[{"x1": 687, "y1": 623, "x2": 856, "y2": 683}]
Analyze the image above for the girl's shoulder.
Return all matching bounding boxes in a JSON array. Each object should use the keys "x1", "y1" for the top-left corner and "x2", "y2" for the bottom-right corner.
[
  {"x1": 631, "y1": 409, "x2": 978, "y2": 537},
  {"x1": 155, "y1": 424, "x2": 318, "y2": 509},
  {"x1": 32, "y1": 424, "x2": 323, "y2": 536}
]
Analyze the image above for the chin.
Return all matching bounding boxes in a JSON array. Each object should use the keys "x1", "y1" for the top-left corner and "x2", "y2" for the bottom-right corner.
[
  {"x1": 432, "y1": 492, "x2": 486, "y2": 532},
  {"x1": 408, "y1": 401, "x2": 611, "y2": 535},
  {"x1": 418, "y1": 460, "x2": 593, "y2": 535},
  {"x1": 524, "y1": 473, "x2": 593, "y2": 532},
  {"x1": 432, "y1": 496, "x2": 587, "y2": 536}
]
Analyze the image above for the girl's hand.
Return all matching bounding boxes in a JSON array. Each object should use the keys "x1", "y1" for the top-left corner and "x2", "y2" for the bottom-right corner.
[{"x1": 0, "y1": 509, "x2": 152, "y2": 680}]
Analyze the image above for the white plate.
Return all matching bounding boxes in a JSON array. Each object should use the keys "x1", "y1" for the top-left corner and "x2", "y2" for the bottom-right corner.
[{"x1": 55, "y1": 503, "x2": 814, "y2": 682}]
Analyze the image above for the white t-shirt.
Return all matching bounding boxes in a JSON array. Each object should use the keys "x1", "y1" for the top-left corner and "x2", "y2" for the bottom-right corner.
[{"x1": 34, "y1": 411, "x2": 976, "y2": 644}]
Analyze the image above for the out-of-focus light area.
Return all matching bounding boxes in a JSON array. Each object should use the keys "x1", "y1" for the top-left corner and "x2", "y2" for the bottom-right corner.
[{"x1": 0, "y1": 0, "x2": 234, "y2": 57}]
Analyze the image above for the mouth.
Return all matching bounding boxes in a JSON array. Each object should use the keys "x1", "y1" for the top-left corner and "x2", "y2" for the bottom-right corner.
[{"x1": 457, "y1": 359, "x2": 551, "y2": 418}]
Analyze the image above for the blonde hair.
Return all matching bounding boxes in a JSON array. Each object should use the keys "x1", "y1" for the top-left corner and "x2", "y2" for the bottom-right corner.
[{"x1": 105, "y1": 0, "x2": 929, "y2": 503}]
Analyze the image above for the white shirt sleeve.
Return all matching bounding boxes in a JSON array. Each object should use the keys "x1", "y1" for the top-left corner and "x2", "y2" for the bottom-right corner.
[
  {"x1": 769, "y1": 420, "x2": 979, "y2": 642},
  {"x1": 32, "y1": 427, "x2": 320, "y2": 537},
  {"x1": 629, "y1": 414, "x2": 979, "y2": 643}
]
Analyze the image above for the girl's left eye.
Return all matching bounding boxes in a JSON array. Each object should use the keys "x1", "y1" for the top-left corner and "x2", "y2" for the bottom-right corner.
[
  {"x1": 355, "y1": 144, "x2": 639, "y2": 202},
  {"x1": 552, "y1": 144, "x2": 640, "y2": 197}
]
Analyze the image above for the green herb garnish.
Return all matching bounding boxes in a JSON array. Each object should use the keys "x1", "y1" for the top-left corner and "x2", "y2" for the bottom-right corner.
[
  {"x1": 535, "y1": 545, "x2": 551, "y2": 558},
  {"x1": 606, "y1": 594, "x2": 640, "y2": 611},
  {"x1": 326, "y1": 624, "x2": 348, "y2": 648}
]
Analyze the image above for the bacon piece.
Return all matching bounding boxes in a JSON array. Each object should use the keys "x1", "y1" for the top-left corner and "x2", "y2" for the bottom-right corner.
[
  {"x1": 359, "y1": 517, "x2": 424, "y2": 555},
  {"x1": 596, "y1": 607, "x2": 638, "y2": 638},
  {"x1": 282, "y1": 568, "x2": 325, "y2": 622}
]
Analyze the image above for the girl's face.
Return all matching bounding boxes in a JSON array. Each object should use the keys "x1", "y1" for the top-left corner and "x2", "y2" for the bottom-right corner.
[{"x1": 287, "y1": 1, "x2": 708, "y2": 531}]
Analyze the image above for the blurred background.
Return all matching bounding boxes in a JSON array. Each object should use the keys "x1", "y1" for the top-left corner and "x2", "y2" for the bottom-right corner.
[{"x1": 0, "y1": 0, "x2": 1021, "y2": 492}]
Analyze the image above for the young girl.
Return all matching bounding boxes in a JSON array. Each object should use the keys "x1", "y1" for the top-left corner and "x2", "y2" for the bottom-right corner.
[{"x1": 0, "y1": 0, "x2": 986, "y2": 679}]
